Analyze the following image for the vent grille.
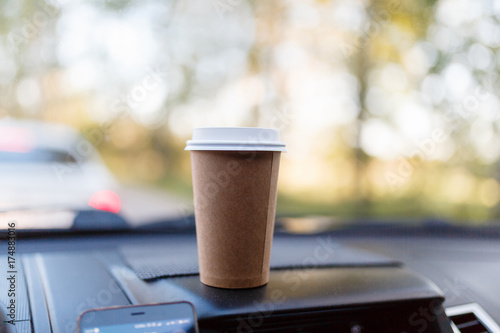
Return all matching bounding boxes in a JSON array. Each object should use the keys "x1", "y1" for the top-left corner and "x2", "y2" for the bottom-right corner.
[
  {"x1": 446, "y1": 304, "x2": 500, "y2": 333},
  {"x1": 449, "y1": 312, "x2": 490, "y2": 332}
]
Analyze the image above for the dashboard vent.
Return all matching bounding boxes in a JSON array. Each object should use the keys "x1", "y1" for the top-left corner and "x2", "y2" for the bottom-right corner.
[{"x1": 446, "y1": 304, "x2": 500, "y2": 333}]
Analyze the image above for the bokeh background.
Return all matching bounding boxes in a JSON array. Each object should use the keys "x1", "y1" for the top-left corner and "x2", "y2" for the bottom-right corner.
[{"x1": 2, "y1": 0, "x2": 500, "y2": 223}]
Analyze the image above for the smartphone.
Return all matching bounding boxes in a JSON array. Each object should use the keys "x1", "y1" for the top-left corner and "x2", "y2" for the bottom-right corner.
[{"x1": 77, "y1": 301, "x2": 199, "y2": 333}]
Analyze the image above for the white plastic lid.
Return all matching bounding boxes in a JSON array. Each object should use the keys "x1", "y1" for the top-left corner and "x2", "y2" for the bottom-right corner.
[{"x1": 185, "y1": 127, "x2": 287, "y2": 152}]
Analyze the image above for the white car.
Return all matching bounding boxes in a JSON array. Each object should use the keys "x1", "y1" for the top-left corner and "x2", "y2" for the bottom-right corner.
[
  {"x1": 0, "y1": 119, "x2": 189, "y2": 228},
  {"x1": 0, "y1": 119, "x2": 120, "y2": 214}
]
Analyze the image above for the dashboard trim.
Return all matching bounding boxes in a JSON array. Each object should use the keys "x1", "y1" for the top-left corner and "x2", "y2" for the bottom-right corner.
[
  {"x1": 446, "y1": 303, "x2": 500, "y2": 333},
  {"x1": 22, "y1": 255, "x2": 52, "y2": 332}
]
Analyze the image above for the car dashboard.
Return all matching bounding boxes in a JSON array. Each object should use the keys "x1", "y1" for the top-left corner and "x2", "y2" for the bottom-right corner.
[{"x1": 1, "y1": 227, "x2": 500, "y2": 333}]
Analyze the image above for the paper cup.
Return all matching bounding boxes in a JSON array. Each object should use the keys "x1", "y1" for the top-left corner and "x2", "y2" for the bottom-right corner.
[{"x1": 186, "y1": 127, "x2": 286, "y2": 289}]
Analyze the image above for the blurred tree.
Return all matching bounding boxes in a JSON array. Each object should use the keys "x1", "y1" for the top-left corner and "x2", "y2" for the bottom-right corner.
[
  {"x1": 2, "y1": 0, "x2": 500, "y2": 222},
  {"x1": 423, "y1": 1, "x2": 500, "y2": 219},
  {"x1": 345, "y1": 0, "x2": 437, "y2": 217}
]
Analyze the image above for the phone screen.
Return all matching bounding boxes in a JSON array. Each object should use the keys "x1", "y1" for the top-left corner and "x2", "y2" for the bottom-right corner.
[{"x1": 78, "y1": 301, "x2": 198, "y2": 333}]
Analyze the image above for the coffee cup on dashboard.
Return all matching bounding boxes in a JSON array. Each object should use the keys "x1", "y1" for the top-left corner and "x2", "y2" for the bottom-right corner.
[{"x1": 186, "y1": 127, "x2": 286, "y2": 289}]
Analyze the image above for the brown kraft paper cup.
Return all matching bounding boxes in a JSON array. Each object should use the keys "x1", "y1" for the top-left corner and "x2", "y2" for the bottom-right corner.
[{"x1": 191, "y1": 150, "x2": 281, "y2": 289}]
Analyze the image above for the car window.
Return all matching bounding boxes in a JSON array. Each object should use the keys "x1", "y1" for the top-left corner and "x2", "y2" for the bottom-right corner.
[{"x1": 1, "y1": 0, "x2": 499, "y2": 230}]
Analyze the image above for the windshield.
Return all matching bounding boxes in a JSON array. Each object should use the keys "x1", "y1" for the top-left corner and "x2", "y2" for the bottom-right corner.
[{"x1": 1, "y1": 0, "x2": 499, "y2": 231}]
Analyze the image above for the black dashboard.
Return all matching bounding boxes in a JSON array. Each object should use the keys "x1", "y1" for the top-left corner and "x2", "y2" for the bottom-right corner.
[{"x1": 1, "y1": 228, "x2": 500, "y2": 333}]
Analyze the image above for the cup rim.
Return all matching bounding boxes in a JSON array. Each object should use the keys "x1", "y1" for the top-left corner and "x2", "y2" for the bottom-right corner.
[{"x1": 185, "y1": 127, "x2": 287, "y2": 152}]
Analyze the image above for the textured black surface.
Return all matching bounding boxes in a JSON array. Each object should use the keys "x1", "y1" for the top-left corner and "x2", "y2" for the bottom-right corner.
[
  {"x1": 0, "y1": 256, "x2": 31, "y2": 323},
  {"x1": 23, "y1": 255, "x2": 53, "y2": 333},
  {"x1": 120, "y1": 234, "x2": 400, "y2": 280},
  {"x1": 2, "y1": 230, "x2": 500, "y2": 331},
  {"x1": 111, "y1": 264, "x2": 445, "y2": 323},
  {"x1": 35, "y1": 252, "x2": 131, "y2": 333}
]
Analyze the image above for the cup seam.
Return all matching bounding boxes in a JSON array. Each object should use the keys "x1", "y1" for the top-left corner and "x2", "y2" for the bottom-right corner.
[{"x1": 260, "y1": 152, "x2": 275, "y2": 277}]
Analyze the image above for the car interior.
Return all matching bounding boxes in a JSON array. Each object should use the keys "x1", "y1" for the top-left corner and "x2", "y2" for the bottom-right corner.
[{"x1": 2, "y1": 0, "x2": 500, "y2": 332}]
